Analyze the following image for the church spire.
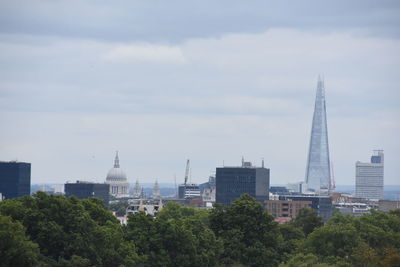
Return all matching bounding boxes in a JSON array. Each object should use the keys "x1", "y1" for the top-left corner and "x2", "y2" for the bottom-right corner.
[{"x1": 114, "y1": 151, "x2": 120, "y2": 168}]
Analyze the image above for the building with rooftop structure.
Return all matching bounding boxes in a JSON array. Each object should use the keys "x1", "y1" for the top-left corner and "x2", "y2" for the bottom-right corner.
[{"x1": 105, "y1": 151, "x2": 129, "y2": 198}]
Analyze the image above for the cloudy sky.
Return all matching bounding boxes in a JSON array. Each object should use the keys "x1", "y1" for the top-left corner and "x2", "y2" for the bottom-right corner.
[{"x1": 0, "y1": 0, "x2": 399, "y2": 186}]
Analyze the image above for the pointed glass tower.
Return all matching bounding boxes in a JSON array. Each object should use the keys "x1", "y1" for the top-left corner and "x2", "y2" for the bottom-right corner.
[{"x1": 305, "y1": 77, "x2": 331, "y2": 192}]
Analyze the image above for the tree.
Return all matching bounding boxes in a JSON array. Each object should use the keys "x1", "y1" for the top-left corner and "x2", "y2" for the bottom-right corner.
[
  {"x1": 0, "y1": 192, "x2": 139, "y2": 266},
  {"x1": 126, "y1": 203, "x2": 222, "y2": 267},
  {"x1": 108, "y1": 200, "x2": 129, "y2": 217},
  {"x1": 0, "y1": 215, "x2": 40, "y2": 267},
  {"x1": 210, "y1": 194, "x2": 282, "y2": 266},
  {"x1": 303, "y1": 224, "x2": 361, "y2": 258},
  {"x1": 292, "y1": 207, "x2": 323, "y2": 235}
]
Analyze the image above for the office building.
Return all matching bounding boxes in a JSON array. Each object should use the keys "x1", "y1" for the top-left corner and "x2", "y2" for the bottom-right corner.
[
  {"x1": 105, "y1": 151, "x2": 130, "y2": 198},
  {"x1": 355, "y1": 150, "x2": 384, "y2": 200},
  {"x1": 216, "y1": 159, "x2": 270, "y2": 206},
  {"x1": 178, "y1": 183, "x2": 201, "y2": 199},
  {"x1": 65, "y1": 181, "x2": 110, "y2": 205},
  {"x1": 0, "y1": 161, "x2": 31, "y2": 199},
  {"x1": 305, "y1": 77, "x2": 332, "y2": 193}
]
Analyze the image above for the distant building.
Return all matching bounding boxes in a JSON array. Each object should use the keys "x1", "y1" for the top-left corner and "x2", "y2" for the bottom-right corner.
[
  {"x1": 286, "y1": 181, "x2": 307, "y2": 194},
  {"x1": 333, "y1": 202, "x2": 371, "y2": 217},
  {"x1": 132, "y1": 180, "x2": 141, "y2": 198},
  {"x1": 178, "y1": 183, "x2": 201, "y2": 199},
  {"x1": 200, "y1": 176, "x2": 216, "y2": 203},
  {"x1": 126, "y1": 198, "x2": 163, "y2": 217},
  {"x1": 355, "y1": 150, "x2": 384, "y2": 200},
  {"x1": 270, "y1": 186, "x2": 289, "y2": 195},
  {"x1": 215, "y1": 159, "x2": 270, "y2": 206},
  {"x1": 0, "y1": 161, "x2": 31, "y2": 199},
  {"x1": 265, "y1": 199, "x2": 312, "y2": 218},
  {"x1": 152, "y1": 180, "x2": 161, "y2": 199},
  {"x1": 105, "y1": 151, "x2": 130, "y2": 198},
  {"x1": 65, "y1": 181, "x2": 110, "y2": 205},
  {"x1": 378, "y1": 200, "x2": 400, "y2": 213},
  {"x1": 279, "y1": 195, "x2": 332, "y2": 221}
]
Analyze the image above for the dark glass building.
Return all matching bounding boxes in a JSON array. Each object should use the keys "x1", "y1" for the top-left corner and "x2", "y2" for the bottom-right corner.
[
  {"x1": 65, "y1": 181, "x2": 110, "y2": 205},
  {"x1": 216, "y1": 161, "x2": 270, "y2": 206},
  {"x1": 0, "y1": 161, "x2": 31, "y2": 199}
]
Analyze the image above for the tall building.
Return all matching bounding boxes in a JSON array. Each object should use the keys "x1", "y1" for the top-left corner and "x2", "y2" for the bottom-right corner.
[
  {"x1": 105, "y1": 151, "x2": 129, "y2": 198},
  {"x1": 355, "y1": 150, "x2": 384, "y2": 200},
  {"x1": 215, "y1": 159, "x2": 270, "y2": 206},
  {"x1": 305, "y1": 77, "x2": 332, "y2": 193},
  {"x1": 65, "y1": 181, "x2": 110, "y2": 205},
  {"x1": 0, "y1": 161, "x2": 31, "y2": 199}
]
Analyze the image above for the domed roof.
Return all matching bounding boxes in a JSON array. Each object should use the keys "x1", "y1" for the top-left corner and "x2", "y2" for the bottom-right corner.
[{"x1": 106, "y1": 152, "x2": 128, "y2": 182}]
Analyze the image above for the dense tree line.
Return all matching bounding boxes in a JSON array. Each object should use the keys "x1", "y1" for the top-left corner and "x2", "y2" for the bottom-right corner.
[{"x1": 1, "y1": 192, "x2": 400, "y2": 266}]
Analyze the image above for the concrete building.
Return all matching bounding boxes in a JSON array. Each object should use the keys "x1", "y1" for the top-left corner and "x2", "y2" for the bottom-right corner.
[
  {"x1": 105, "y1": 151, "x2": 130, "y2": 198},
  {"x1": 216, "y1": 159, "x2": 270, "y2": 206},
  {"x1": 0, "y1": 161, "x2": 31, "y2": 199},
  {"x1": 265, "y1": 199, "x2": 312, "y2": 218},
  {"x1": 65, "y1": 181, "x2": 110, "y2": 205},
  {"x1": 355, "y1": 150, "x2": 384, "y2": 200}
]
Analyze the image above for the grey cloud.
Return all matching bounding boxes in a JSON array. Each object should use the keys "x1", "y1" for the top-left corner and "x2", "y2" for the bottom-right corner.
[{"x1": 1, "y1": 0, "x2": 400, "y2": 43}]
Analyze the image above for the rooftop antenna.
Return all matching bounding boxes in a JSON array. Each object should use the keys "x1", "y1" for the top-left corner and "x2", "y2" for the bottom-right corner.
[
  {"x1": 242, "y1": 156, "x2": 244, "y2": 167},
  {"x1": 262, "y1": 158, "x2": 265, "y2": 168}
]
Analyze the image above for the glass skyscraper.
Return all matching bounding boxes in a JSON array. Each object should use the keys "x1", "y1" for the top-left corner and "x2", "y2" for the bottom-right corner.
[{"x1": 305, "y1": 77, "x2": 331, "y2": 192}]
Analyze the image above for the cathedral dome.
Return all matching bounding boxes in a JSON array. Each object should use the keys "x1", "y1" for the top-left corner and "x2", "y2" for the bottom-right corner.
[{"x1": 106, "y1": 152, "x2": 128, "y2": 182}]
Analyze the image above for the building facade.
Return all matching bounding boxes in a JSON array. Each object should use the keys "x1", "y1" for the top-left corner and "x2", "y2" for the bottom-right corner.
[
  {"x1": 355, "y1": 150, "x2": 384, "y2": 200},
  {"x1": 265, "y1": 199, "x2": 312, "y2": 218},
  {"x1": 105, "y1": 151, "x2": 130, "y2": 198},
  {"x1": 0, "y1": 161, "x2": 31, "y2": 199},
  {"x1": 280, "y1": 195, "x2": 333, "y2": 221},
  {"x1": 65, "y1": 181, "x2": 110, "y2": 205},
  {"x1": 305, "y1": 77, "x2": 332, "y2": 193},
  {"x1": 216, "y1": 160, "x2": 270, "y2": 206}
]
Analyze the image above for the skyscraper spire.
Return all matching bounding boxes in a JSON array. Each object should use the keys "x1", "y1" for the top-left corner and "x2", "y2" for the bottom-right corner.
[
  {"x1": 305, "y1": 77, "x2": 331, "y2": 192},
  {"x1": 114, "y1": 151, "x2": 120, "y2": 168}
]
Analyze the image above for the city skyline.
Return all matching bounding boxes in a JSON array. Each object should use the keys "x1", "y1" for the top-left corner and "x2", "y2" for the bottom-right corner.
[{"x1": 0, "y1": 1, "x2": 399, "y2": 185}]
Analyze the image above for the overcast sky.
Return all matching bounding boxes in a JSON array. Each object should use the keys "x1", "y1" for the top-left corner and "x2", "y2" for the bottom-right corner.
[{"x1": 0, "y1": 0, "x2": 399, "y2": 186}]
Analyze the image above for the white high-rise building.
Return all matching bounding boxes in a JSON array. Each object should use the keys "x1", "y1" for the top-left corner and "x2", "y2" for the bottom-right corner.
[{"x1": 355, "y1": 150, "x2": 384, "y2": 200}]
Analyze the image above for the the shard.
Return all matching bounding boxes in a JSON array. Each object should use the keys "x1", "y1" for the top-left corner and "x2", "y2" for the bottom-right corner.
[{"x1": 305, "y1": 77, "x2": 331, "y2": 192}]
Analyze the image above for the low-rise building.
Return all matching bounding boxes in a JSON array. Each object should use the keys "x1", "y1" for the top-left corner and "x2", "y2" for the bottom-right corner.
[
  {"x1": 65, "y1": 181, "x2": 110, "y2": 205},
  {"x1": 379, "y1": 200, "x2": 400, "y2": 213},
  {"x1": 265, "y1": 199, "x2": 312, "y2": 218}
]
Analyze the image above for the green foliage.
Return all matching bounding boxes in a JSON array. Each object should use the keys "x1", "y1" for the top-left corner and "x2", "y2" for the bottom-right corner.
[
  {"x1": 0, "y1": 215, "x2": 40, "y2": 267},
  {"x1": 0, "y1": 192, "x2": 138, "y2": 266},
  {"x1": 210, "y1": 194, "x2": 281, "y2": 267},
  {"x1": 303, "y1": 224, "x2": 361, "y2": 258},
  {"x1": 126, "y1": 202, "x2": 222, "y2": 267},
  {"x1": 292, "y1": 207, "x2": 323, "y2": 235},
  {"x1": 108, "y1": 200, "x2": 129, "y2": 217},
  {"x1": 2, "y1": 192, "x2": 400, "y2": 267}
]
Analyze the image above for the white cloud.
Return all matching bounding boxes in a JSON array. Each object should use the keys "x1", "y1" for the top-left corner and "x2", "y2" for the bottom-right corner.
[{"x1": 103, "y1": 44, "x2": 185, "y2": 63}]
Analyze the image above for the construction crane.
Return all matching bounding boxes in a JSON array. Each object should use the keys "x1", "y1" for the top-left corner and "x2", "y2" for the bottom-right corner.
[{"x1": 184, "y1": 159, "x2": 190, "y2": 186}]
